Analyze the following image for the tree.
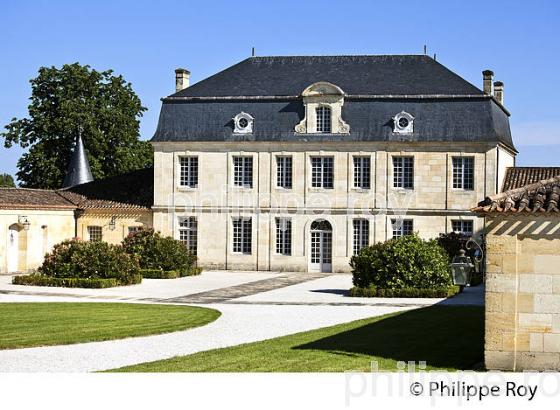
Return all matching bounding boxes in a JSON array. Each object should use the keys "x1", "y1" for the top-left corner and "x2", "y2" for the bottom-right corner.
[
  {"x1": 1, "y1": 63, "x2": 153, "y2": 188},
  {"x1": 0, "y1": 173, "x2": 16, "y2": 187}
]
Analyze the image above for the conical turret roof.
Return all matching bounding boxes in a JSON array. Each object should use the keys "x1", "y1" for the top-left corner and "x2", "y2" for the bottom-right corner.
[{"x1": 62, "y1": 134, "x2": 93, "y2": 188}]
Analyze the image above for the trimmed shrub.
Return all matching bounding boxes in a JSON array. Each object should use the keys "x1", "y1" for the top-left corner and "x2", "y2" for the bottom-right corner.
[
  {"x1": 349, "y1": 285, "x2": 461, "y2": 298},
  {"x1": 36, "y1": 239, "x2": 141, "y2": 286},
  {"x1": 12, "y1": 274, "x2": 142, "y2": 288},
  {"x1": 122, "y1": 229, "x2": 197, "y2": 275},
  {"x1": 350, "y1": 234, "x2": 452, "y2": 290},
  {"x1": 140, "y1": 269, "x2": 180, "y2": 279}
]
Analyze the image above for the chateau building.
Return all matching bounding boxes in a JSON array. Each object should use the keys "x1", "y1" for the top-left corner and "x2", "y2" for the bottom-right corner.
[{"x1": 151, "y1": 55, "x2": 517, "y2": 273}]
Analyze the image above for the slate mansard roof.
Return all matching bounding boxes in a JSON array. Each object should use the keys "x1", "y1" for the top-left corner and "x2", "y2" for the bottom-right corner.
[{"x1": 152, "y1": 55, "x2": 514, "y2": 149}]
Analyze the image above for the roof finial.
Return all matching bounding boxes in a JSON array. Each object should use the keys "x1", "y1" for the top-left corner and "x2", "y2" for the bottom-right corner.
[{"x1": 62, "y1": 128, "x2": 94, "y2": 188}]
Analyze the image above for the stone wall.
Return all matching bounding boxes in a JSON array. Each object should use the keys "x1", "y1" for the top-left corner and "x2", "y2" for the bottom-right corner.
[
  {"x1": 77, "y1": 210, "x2": 153, "y2": 245},
  {"x1": 485, "y1": 215, "x2": 560, "y2": 371}
]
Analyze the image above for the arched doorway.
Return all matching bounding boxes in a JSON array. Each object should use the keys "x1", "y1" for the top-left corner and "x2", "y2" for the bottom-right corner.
[
  {"x1": 7, "y1": 224, "x2": 20, "y2": 273},
  {"x1": 309, "y1": 219, "x2": 332, "y2": 273}
]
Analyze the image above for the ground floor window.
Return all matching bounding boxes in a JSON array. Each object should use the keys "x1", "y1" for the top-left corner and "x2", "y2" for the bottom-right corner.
[
  {"x1": 179, "y1": 217, "x2": 198, "y2": 255},
  {"x1": 232, "y1": 217, "x2": 252, "y2": 254},
  {"x1": 353, "y1": 219, "x2": 369, "y2": 255},
  {"x1": 391, "y1": 219, "x2": 413, "y2": 238},
  {"x1": 451, "y1": 220, "x2": 474, "y2": 236},
  {"x1": 87, "y1": 226, "x2": 102, "y2": 242},
  {"x1": 275, "y1": 217, "x2": 292, "y2": 255}
]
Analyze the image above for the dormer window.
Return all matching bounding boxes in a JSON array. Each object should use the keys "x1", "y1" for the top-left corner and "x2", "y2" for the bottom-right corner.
[
  {"x1": 316, "y1": 106, "x2": 332, "y2": 133},
  {"x1": 233, "y1": 112, "x2": 254, "y2": 134},
  {"x1": 295, "y1": 82, "x2": 350, "y2": 134},
  {"x1": 393, "y1": 111, "x2": 414, "y2": 134}
]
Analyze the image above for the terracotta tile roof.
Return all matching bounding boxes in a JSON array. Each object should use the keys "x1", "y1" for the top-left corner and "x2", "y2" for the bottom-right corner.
[
  {"x1": 0, "y1": 188, "x2": 75, "y2": 210},
  {"x1": 474, "y1": 176, "x2": 560, "y2": 214},
  {"x1": 0, "y1": 168, "x2": 153, "y2": 211},
  {"x1": 60, "y1": 168, "x2": 153, "y2": 210},
  {"x1": 502, "y1": 167, "x2": 560, "y2": 191}
]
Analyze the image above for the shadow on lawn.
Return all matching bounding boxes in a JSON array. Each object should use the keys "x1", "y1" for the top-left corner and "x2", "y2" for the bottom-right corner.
[{"x1": 294, "y1": 305, "x2": 484, "y2": 370}]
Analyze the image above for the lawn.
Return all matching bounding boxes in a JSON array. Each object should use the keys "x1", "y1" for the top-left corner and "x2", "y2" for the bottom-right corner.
[
  {"x1": 113, "y1": 305, "x2": 484, "y2": 372},
  {"x1": 0, "y1": 303, "x2": 220, "y2": 350}
]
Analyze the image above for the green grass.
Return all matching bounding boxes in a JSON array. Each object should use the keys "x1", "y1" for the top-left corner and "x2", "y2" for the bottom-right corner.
[
  {"x1": 0, "y1": 303, "x2": 220, "y2": 349},
  {"x1": 113, "y1": 306, "x2": 484, "y2": 372}
]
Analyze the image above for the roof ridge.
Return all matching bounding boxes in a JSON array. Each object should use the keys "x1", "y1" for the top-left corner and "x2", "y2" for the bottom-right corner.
[{"x1": 490, "y1": 175, "x2": 560, "y2": 201}]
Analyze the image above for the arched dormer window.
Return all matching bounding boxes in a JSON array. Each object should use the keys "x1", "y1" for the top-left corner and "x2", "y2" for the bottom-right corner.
[
  {"x1": 295, "y1": 82, "x2": 349, "y2": 134},
  {"x1": 316, "y1": 106, "x2": 332, "y2": 133}
]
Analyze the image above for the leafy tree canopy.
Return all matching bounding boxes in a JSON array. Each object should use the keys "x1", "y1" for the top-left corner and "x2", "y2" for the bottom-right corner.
[
  {"x1": 1, "y1": 63, "x2": 153, "y2": 188},
  {"x1": 0, "y1": 173, "x2": 16, "y2": 187}
]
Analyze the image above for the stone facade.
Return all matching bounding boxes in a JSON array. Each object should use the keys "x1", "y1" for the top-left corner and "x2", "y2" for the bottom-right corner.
[
  {"x1": 484, "y1": 215, "x2": 560, "y2": 371},
  {"x1": 153, "y1": 140, "x2": 514, "y2": 272}
]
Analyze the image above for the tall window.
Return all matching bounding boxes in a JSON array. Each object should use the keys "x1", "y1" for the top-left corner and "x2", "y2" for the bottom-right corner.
[
  {"x1": 311, "y1": 156, "x2": 334, "y2": 189},
  {"x1": 179, "y1": 217, "x2": 198, "y2": 255},
  {"x1": 393, "y1": 156, "x2": 414, "y2": 189},
  {"x1": 316, "y1": 106, "x2": 332, "y2": 133},
  {"x1": 232, "y1": 217, "x2": 252, "y2": 254},
  {"x1": 275, "y1": 218, "x2": 292, "y2": 255},
  {"x1": 353, "y1": 156, "x2": 371, "y2": 189},
  {"x1": 452, "y1": 157, "x2": 474, "y2": 190},
  {"x1": 276, "y1": 156, "x2": 293, "y2": 189},
  {"x1": 452, "y1": 220, "x2": 474, "y2": 236},
  {"x1": 179, "y1": 156, "x2": 198, "y2": 188},
  {"x1": 391, "y1": 219, "x2": 413, "y2": 238},
  {"x1": 353, "y1": 219, "x2": 369, "y2": 255},
  {"x1": 87, "y1": 226, "x2": 102, "y2": 242},
  {"x1": 233, "y1": 156, "x2": 253, "y2": 188}
]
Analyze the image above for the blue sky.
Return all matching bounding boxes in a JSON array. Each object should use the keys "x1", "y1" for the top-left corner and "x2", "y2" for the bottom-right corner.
[{"x1": 1, "y1": 0, "x2": 559, "y2": 182}]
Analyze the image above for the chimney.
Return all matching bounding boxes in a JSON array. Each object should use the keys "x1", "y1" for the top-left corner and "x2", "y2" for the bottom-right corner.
[
  {"x1": 482, "y1": 70, "x2": 494, "y2": 95},
  {"x1": 175, "y1": 68, "x2": 190, "y2": 92},
  {"x1": 494, "y1": 81, "x2": 504, "y2": 105}
]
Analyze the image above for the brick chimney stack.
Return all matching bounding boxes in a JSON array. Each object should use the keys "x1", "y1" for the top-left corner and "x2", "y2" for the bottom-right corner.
[
  {"x1": 482, "y1": 70, "x2": 494, "y2": 95},
  {"x1": 175, "y1": 68, "x2": 190, "y2": 92}
]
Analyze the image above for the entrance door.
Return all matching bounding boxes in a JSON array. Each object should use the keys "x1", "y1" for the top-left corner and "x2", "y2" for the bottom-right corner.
[
  {"x1": 7, "y1": 227, "x2": 19, "y2": 272},
  {"x1": 309, "y1": 220, "x2": 332, "y2": 273}
]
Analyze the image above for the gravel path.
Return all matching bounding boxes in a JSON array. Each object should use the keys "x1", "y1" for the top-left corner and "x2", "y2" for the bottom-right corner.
[{"x1": 0, "y1": 303, "x2": 417, "y2": 372}]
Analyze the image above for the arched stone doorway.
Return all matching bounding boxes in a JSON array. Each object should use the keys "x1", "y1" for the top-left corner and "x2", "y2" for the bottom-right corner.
[{"x1": 309, "y1": 219, "x2": 332, "y2": 273}]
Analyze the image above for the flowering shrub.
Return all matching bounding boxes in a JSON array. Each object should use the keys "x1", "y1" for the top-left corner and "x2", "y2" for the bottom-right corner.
[
  {"x1": 122, "y1": 229, "x2": 197, "y2": 276},
  {"x1": 37, "y1": 239, "x2": 141, "y2": 285}
]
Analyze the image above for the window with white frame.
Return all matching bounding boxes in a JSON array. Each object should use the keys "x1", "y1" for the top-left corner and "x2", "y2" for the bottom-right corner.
[
  {"x1": 311, "y1": 156, "x2": 334, "y2": 189},
  {"x1": 316, "y1": 106, "x2": 332, "y2": 133},
  {"x1": 179, "y1": 156, "x2": 198, "y2": 188},
  {"x1": 275, "y1": 218, "x2": 292, "y2": 255},
  {"x1": 276, "y1": 156, "x2": 292, "y2": 189},
  {"x1": 393, "y1": 156, "x2": 414, "y2": 189},
  {"x1": 353, "y1": 156, "x2": 370, "y2": 189},
  {"x1": 232, "y1": 217, "x2": 252, "y2": 254},
  {"x1": 451, "y1": 220, "x2": 474, "y2": 236},
  {"x1": 179, "y1": 217, "x2": 198, "y2": 255},
  {"x1": 87, "y1": 226, "x2": 102, "y2": 242},
  {"x1": 353, "y1": 219, "x2": 369, "y2": 255},
  {"x1": 452, "y1": 157, "x2": 474, "y2": 190},
  {"x1": 391, "y1": 219, "x2": 413, "y2": 238},
  {"x1": 233, "y1": 156, "x2": 253, "y2": 188}
]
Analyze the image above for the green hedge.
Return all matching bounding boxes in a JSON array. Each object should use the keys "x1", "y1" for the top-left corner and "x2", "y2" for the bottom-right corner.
[
  {"x1": 12, "y1": 274, "x2": 142, "y2": 288},
  {"x1": 350, "y1": 234, "x2": 452, "y2": 289},
  {"x1": 349, "y1": 285, "x2": 461, "y2": 298},
  {"x1": 140, "y1": 269, "x2": 180, "y2": 279},
  {"x1": 182, "y1": 266, "x2": 202, "y2": 276}
]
